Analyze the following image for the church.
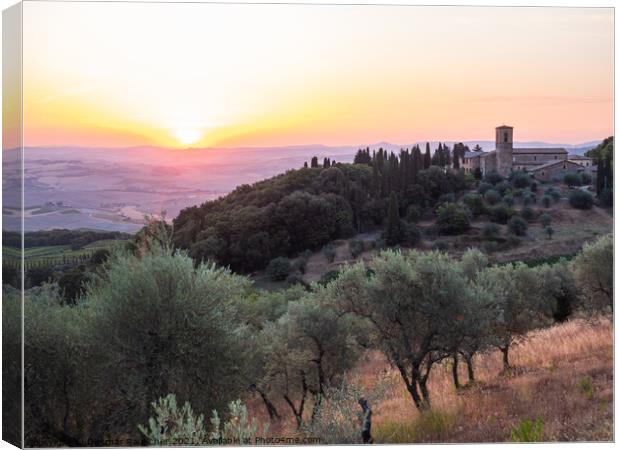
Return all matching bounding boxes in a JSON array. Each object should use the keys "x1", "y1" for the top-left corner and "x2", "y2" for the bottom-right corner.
[{"x1": 461, "y1": 125, "x2": 594, "y2": 182}]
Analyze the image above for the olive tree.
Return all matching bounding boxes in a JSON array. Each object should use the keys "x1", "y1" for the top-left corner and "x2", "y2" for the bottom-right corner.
[
  {"x1": 475, "y1": 263, "x2": 546, "y2": 371},
  {"x1": 329, "y1": 250, "x2": 473, "y2": 410},
  {"x1": 571, "y1": 234, "x2": 613, "y2": 312},
  {"x1": 87, "y1": 248, "x2": 251, "y2": 438}
]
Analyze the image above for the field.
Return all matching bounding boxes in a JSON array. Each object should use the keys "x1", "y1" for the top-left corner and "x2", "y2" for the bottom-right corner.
[{"x1": 248, "y1": 317, "x2": 613, "y2": 442}]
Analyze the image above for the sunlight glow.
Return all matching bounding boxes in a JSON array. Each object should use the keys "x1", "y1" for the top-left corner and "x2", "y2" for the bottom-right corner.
[{"x1": 172, "y1": 129, "x2": 203, "y2": 146}]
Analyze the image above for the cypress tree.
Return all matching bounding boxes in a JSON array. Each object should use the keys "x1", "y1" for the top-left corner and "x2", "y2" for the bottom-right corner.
[
  {"x1": 385, "y1": 192, "x2": 402, "y2": 246},
  {"x1": 424, "y1": 143, "x2": 431, "y2": 169}
]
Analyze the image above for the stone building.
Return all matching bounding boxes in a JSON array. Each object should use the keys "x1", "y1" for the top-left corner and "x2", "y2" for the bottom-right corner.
[{"x1": 462, "y1": 125, "x2": 588, "y2": 182}]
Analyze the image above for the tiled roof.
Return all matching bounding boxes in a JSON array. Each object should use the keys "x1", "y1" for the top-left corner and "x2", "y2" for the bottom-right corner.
[
  {"x1": 526, "y1": 160, "x2": 583, "y2": 172},
  {"x1": 513, "y1": 147, "x2": 568, "y2": 154},
  {"x1": 463, "y1": 151, "x2": 485, "y2": 158},
  {"x1": 568, "y1": 155, "x2": 593, "y2": 160}
]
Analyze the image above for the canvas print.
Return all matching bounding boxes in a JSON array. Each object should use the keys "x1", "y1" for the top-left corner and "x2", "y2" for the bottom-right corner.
[{"x1": 2, "y1": 1, "x2": 614, "y2": 447}]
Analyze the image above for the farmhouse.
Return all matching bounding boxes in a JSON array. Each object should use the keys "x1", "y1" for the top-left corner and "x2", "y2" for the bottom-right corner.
[{"x1": 462, "y1": 125, "x2": 589, "y2": 182}]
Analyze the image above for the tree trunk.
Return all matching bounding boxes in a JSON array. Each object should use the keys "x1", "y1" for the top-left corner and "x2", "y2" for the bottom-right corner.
[
  {"x1": 500, "y1": 345, "x2": 510, "y2": 371},
  {"x1": 451, "y1": 353, "x2": 460, "y2": 390},
  {"x1": 464, "y1": 354, "x2": 475, "y2": 382},
  {"x1": 257, "y1": 388, "x2": 280, "y2": 421},
  {"x1": 418, "y1": 378, "x2": 431, "y2": 410}
]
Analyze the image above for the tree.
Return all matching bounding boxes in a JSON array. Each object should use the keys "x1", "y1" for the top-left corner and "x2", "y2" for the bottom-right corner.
[
  {"x1": 483, "y1": 171, "x2": 503, "y2": 185},
  {"x1": 563, "y1": 173, "x2": 581, "y2": 188},
  {"x1": 87, "y1": 249, "x2": 250, "y2": 434},
  {"x1": 508, "y1": 216, "x2": 528, "y2": 236},
  {"x1": 331, "y1": 250, "x2": 474, "y2": 410},
  {"x1": 541, "y1": 195, "x2": 552, "y2": 208},
  {"x1": 484, "y1": 189, "x2": 501, "y2": 205},
  {"x1": 266, "y1": 257, "x2": 292, "y2": 281},
  {"x1": 385, "y1": 192, "x2": 402, "y2": 246},
  {"x1": 571, "y1": 234, "x2": 613, "y2": 312},
  {"x1": 322, "y1": 244, "x2": 337, "y2": 263},
  {"x1": 475, "y1": 263, "x2": 546, "y2": 371},
  {"x1": 462, "y1": 193, "x2": 485, "y2": 217},
  {"x1": 540, "y1": 213, "x2": 552, "y2": 227},
  {"x1": 436, "y1": 203, "x2": 471, "y2": 235},
  {"x1": 545, "y1": 226, "x2": 554, "y2": 240},
  {"x1": 424, "y1": 143, "x2": 431, "y2": 169},
  {"x1": 311, "y1": 156, "x2": 319, "y2": 168},
  {"x1": 568, "y1": 190, "x2": 593, "y2": 209}
]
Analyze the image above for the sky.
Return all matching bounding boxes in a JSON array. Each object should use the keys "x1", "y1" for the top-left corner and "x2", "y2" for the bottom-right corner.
[{"x1": 19, "y1": 2, "x2": 614, "y2": 149}]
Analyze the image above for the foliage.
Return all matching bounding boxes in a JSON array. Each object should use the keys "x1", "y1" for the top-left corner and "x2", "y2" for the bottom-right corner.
[
  {"x1": 138, "y1": 394, "x2": 207, "y2": 446},
  {"x1": 436, "y1": 203, "x2": 471, "y2": 235},
  {"x1": 563, "y1": 172, "x2": 582, "y2": 188},
  {"x1": 210, "y1": 399, "x2": 268, "y2": 442},
  {"x1": 349, "y1": 239, "x2": 365, "y2": 258},
  {"x1": 511, "y1": 172, "x2": 531, "y2": 189},
  {"x1": 266, "y1": 257, "x2": 292, "y2": 281},
  {"x1": 462, "y1": 193, "x2": 485, "y2": 216},
  {"x1": 570, "y1": 234, "x2": 613, "y2": 311},
  {"x1": 481, "y1": 223, "x2": 500, "y2": 239},
  {"x1": 385, "y1": 192, "x2": 403, "y2": 246},
  {"x1": 483, "y1": 171, "x2": 504, "y2": 185},
  {"x1": 507, "y1": 216, "x2": 528, "y2": 236},
  {"x1": 578, "y1": 376, "x2": 595, "y2": 400},
  {"x1": 322, "y1": 244, "x2": 337, "y2": 263},
  {"x1": 540, "y1": 213, "x2": 554, "y2": 228},
  {"x1": 521, "y1": 206, "x2": 535, "y2": 222},
  {"x1": 477, "y1": 182, "x2": 493, "y2": 195},
  {"x1": 510, "y1": 417, "x2": 543, "y2": 442},
  {"x1": 484, "y1": 189, "x2": 501, "y2": 205},
  {"x1": 541, "y1": 195, "x2": 552, "y2": 208},
  {"x1": 545, "y1": 226, "x2": 554, "y2": 240},
  {"x1": 488, "y1": 205, "x2": 515, "y2": 224},
  {"x1": 568, "y1": 190, "x2": 593, "y2": 209}
]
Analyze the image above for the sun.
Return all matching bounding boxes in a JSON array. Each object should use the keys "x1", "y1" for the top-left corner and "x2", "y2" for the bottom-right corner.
[{"x1": 172, "y1": 129, "x2": 203, "y2": 146}]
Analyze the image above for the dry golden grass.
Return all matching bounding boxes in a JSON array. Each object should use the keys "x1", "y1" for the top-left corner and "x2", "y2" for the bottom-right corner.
[{"x1": 248, "y1": 316, "x2": 612, "y2": 443}]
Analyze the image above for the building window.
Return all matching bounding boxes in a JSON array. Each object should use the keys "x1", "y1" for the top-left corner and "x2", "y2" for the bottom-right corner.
[
  {"x1": 542, "y1": 172, "x2": 545, "y2": 176},
  {"x1": 534, "y1": 156, "x2": 537, "y2": 161},
  {"x1": 554, "y1": 156, "x2": 557, "y2": 159},
  {"x1": 504, "y1": 132, "x2": 508, "y2": 143}
]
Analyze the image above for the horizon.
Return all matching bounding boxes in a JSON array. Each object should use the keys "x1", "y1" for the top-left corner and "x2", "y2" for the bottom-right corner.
[{"x1": 13, "y1": 3, "x2": 614, "y2": 150}]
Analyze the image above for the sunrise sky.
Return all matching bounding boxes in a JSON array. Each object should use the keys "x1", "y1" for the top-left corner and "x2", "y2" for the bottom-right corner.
[{"x1": 20, "y1": 2, "x2": 613, "y2": 149}]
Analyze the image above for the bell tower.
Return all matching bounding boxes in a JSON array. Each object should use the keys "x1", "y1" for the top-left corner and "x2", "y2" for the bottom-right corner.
[{"x1": 495, "y1": 125, "x2": 513, "y2": 177}]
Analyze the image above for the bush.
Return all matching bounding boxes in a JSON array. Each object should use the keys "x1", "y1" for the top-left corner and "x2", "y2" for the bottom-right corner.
[
  {"x1": 484, "y1": 189, "x2": 501, "y2": 205},
  {"x1": 481, "y1": 241, "x2": 499, "y2": 253},
  {"x1": 511, "y1": 172, "x2": 531, "y2": 189},
  {"x1": 521, "y1": 206, "x2": 535, "y2": 222},
  {"x1": 481, "y1": 223, "x2": 500, "y2": 239},
  {"x1": 541, "y1": 195, "x2": 552, "y2": 208},
  {"x1": 546, "y1": 188, "x2": 561, "y2": 202},
  {"x1": 477, "y1": 182, "x2": 493, "y2": 195},
  {"x1": 210, "y1": 399, "x2": 268, "y2": 441},
  {"x1": 322, "y1": 244, "x2": 337, "y2": 263},
  {"x1": 502, "y1": 194, "x2": 514, "y2": 207},
  {"x1": 511, "y1": 417, "x2": 543, "y2": 442},
  {"x1": 580, "y1": 173, "x2": 592, "y2": 185},
  {"x1": 266, "y1": 257, "x2": 291, "y2": 281},
  {"x1": 530, "y1": 181, "x2": 538, "y2": 192},
  {"x1": 488, "y1": 205, "x2": 515, "y2": 224},
  {"x1": 286, "y1": 273, "x2": 309, "y2": 288},
  {"x1": 564, "y1": 172, "x2": 581, "y2": 188},
  {"x1": 431, "y1": 240, "x2": 449, "y2": 251},
  {"x1": 435, "y1": 203, "x2": 471, "y2": 235},
  {"x1": 438, "y1": 192, "x2": 455, "y2": 204},
  {"x1": 402, "y1": 222, "x2": 421, "y2": 246},
  {"x1": 507, "y1": 216, "x2": 528, "y2": 236},
  {"x1": 544, "y1": 226, "x2": 554, "y2": 240},
  {"x1": 349, "y1": 239, "x2": 365, "y2": 258},
  {"x1": 462, "y1": 193, "x2": 485, "y2": 216},
  {"x1": 406, "y1": 205, "x2": 422, "y2": 223},
  {"x1": 139, "y1": 394, "x2": 207, "y2": 445},
  {"x1": 483, "y1": 171, "x2": 504, "y2": 185},
  {"x1": 496, "y1": 180, "x2": 512, "y2": 196},
  {"x1": 318, "y1": 270, "x2": 340, "y2": 286},
  {"x1": 540, "y1": 213, "x2": 552, "y2": 227},
  {"x1": 568, "y1": 190, "x2": 593, "y2": 209},
  {"x1": 522, "y1": 190, "x2": 536, "y2": 206}
]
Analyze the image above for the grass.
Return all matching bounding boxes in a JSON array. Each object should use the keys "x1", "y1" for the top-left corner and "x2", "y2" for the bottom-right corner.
[
  {"x1": 511, "y1": 417, "x2": 544, "y2": 442},
  {"x1": 2, "y1": 239, "x2": 125, "y2": 264}
]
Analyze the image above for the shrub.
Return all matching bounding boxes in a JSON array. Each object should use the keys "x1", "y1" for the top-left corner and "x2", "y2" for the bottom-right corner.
[
  {"x1": 138, "y1": 394, "x2": 207, "y2": 446},
  {"x1": 568, "y1": 190, "x2": 593, "y2": 209},
  {"x1": 406, "y1": 205, "x2": 422, "y2": 223},
  {"x1": 522, "y1": 190, "x2": 536, "y2": 206},
  {"x1": 266, "y1": 257, "x2": 291, "y2": 281},
  {"x1": 436, "y1": 203, "x2": 471, "y2": 235},
  {"x1": 322, "y1": 244, "x2": 337, "y2": 263},
  {"x1": 541, "y1": 195, "x2": 552, "y2": 208},
  {"x1": 521, "y1": 206, "x2": 535, "y2": 222},
  {"x1": 413, "y1": 410, "x2": 457, "y2": 442},
  {"x1": 507, "y1": 216, "x2": 528, "y2": 236},
  {"x1": 544, "y1": 226, "x2": 554, "y2": 240},
  {"x1": 484, "y1": 189, "x2": 501, "y2": 205},
  {"x1": 496, "y1": 180, "x2": 512, "y2": 196},
  {"x1": 349, "y1": 239, "x2": 365, "y2": 258},
  {"x1": 530, "y1": 181, "x2": 538, "y2": 192},
  {"x1": 510, "y1": 417, "x2": 543, "y2": 442},
  {"x1": 539, "y1": 213, "x2": 552, "y2": 227},
  {"x1": 481, "y1": 223, "x2": 500, "y2": 239},
  {"x1": 564, "y1": 172, "x2": 581, "y2": 188},
  {"x1": 462, "y1": 193, "x2": 485, "y2": 216},
  {"x1": 210, "y1": 399, "x2": 268, "y2": 441},
  {"x1": 318, "y1": 270, "x2": 340, "y2": 286},
  {"x1": 546, "y1": 188, "x2": 561, "y2": 202},
  {"x1": 477, "y1": 182, "x2": 493, "y2": 195},
  {"x1": 511, "y1": 172, "x2": 531, "y2": 189},
  {"x1": 432, "y1": 240, "x2": 450, "y2": 251},
  {"x1": 488, "y1": 205, "x2": 515, "y2": 224},
  {"x1": 481, "y1": 241, "x2": 498, "y2": 253},
  {"x1": 286, "y1": 273, "x2": 309, "y2": 288},
  {"x1": 580, "y1": 172, "x2": 592, "y2": 185},
  {"x1": 483, "y1": 171, "x2": 504, "y2": 185},
  {"x1": 403, "y1": 222, "x2": 421, "y2": 246},
  {"x1": 438, "y1": 192, "x2": 455, "y2": 204},
  {"x1": 502, "y1": 194, "x2": 514, "y2": 207}
]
